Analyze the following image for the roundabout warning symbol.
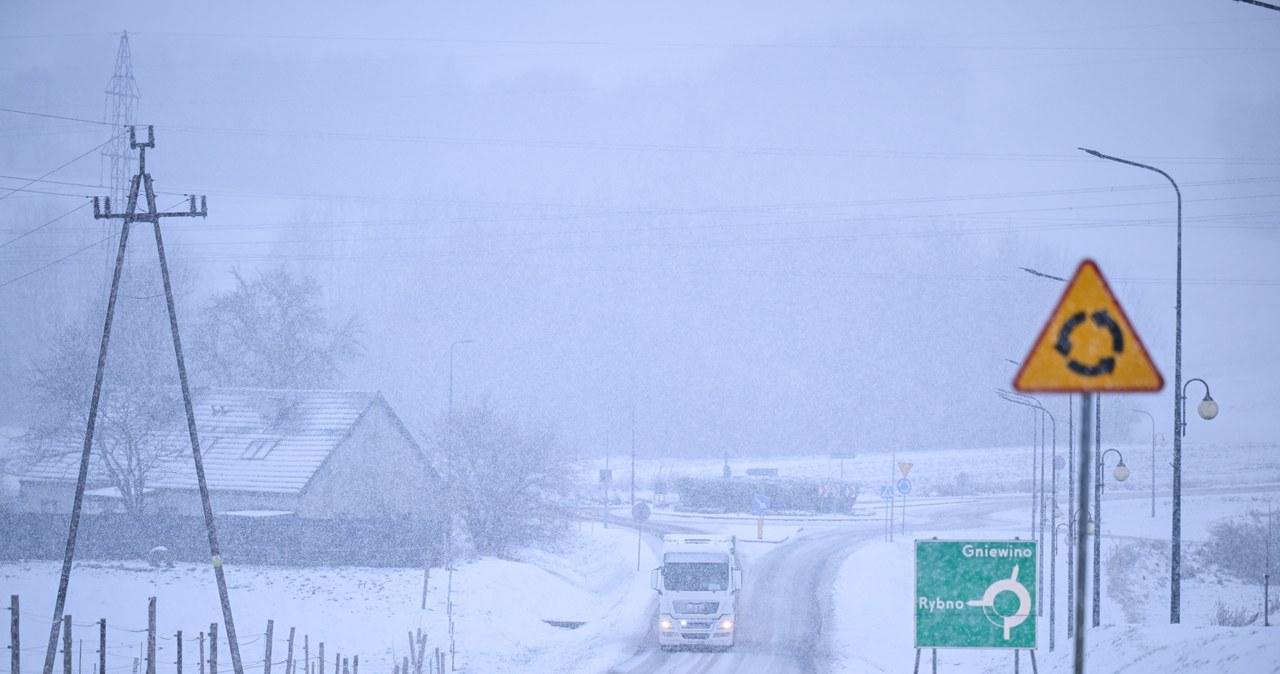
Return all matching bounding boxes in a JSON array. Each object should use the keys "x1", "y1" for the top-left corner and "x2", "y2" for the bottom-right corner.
[{"x1": 1014, "y1": 259, "x2": 1163, "y2": 393}]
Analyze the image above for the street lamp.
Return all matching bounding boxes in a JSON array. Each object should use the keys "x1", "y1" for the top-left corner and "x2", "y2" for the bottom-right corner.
[
  {"x1": 1093, "y1": 447, "x2": 1129, "y2": 627},
  {"x1": 1079, "y1": 146, "x2": 1190, "y2": 623},
  {"x1": 445, "y1": 338, "x2": 472, "y2": 667},
  {"x1": 1180, "y1": 378, "x2": 1219, "y2": 436},
  {"x1": 1131, "y1": 410, "x2": 1157, "y2": 518},
  {"x1": 997, "y1": 389, "x2": 1057, "y2": 624}
]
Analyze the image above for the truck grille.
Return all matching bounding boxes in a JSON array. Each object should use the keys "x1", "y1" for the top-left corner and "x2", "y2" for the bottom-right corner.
[{"x1": 673, "y1": 601, "x2": 719, "y2": 614}]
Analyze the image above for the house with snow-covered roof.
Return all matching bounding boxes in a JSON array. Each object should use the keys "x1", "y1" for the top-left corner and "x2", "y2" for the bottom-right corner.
[{"x1": 17, "y1": 388, "x2": 437, "y2": 522}]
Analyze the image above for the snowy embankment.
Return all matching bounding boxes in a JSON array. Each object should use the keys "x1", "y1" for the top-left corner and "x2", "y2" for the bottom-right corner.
[
  {"x1": 0, "y1": 524, "x2": 657, "y2": 674},
  {"x1": 830, "y1": 489, "x2": 1279, "y2": 673}
]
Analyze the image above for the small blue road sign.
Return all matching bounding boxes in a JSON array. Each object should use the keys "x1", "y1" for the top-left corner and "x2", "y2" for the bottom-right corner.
[
  {"x1": 632, "y1": 501, "x2": 651, "y2": 523},
  {"x1": 897, "y1": 478, "x2": 912, "y2": 495},
  {"x1": 751, "y1": 493, "x2": 770, "y2": 515},
  {"x1": 879, "y1": 485, "x2": 893, "y2": 500}
]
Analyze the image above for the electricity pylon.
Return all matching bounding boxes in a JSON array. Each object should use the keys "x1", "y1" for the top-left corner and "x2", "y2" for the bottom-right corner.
[{"x1": 42, "y1": 127, "x2": 246, "y2": 674}]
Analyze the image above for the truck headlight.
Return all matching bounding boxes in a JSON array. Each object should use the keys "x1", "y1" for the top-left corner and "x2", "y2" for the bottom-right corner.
[
  {"x1": 659, "y1": 615, "x2": 673, "y2": 630},
  {"x1": 720, "y1": 619, "x2": 733, "y2": 630}
]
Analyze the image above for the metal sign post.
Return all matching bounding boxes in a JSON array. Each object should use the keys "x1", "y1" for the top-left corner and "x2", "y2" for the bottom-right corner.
[
  {"x1": 898, "y1": 478, "x2": 913, "y2": 535},
  {"x1": 1013, "y1": 259, "x2": 1165, "y2": 674},
  {"x1": 632, "y1": 502, "x2": 650, "y2": 571}
]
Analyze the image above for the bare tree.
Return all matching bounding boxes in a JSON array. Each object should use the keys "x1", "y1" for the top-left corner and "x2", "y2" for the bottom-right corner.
[
  {"x1": 190, "y1": 266, "x2": 361, "y2": 389},
  {"x1": 21, "y1": 288, "x2": 184, "y2": 518},
  {"x1": 440, "y1": 401, "x2": 574, "y2": 557}
]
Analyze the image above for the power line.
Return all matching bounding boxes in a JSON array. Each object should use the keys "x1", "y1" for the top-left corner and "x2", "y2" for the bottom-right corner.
[
  {"x1": 0, "y1": 201, "x2": 89, "y2": 249},
  {"x1": 0, "y1": 198, "x2": 186, "y2": 291},
  {"x1": 0, "y1": 134, "x2": 121, "y2": 203},
  {"x1": 0, "y1": 106, "x2": 118, "y2": 127},
  {"x1": 0, "y1": 232, "x2": 114, "y2": 290}
]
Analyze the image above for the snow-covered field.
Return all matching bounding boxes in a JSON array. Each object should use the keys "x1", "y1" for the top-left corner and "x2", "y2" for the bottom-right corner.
[{"x1": 4, "y1": 443, "x2": 1278, "y2": 673}]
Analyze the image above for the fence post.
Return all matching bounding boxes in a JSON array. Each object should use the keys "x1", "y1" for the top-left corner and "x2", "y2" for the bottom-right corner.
[
  {"x1": 284, "y1": 628, "x2": 294, "y2": 674},
  {"x1": 414, "y1": 632, "x2": 424, "y2": 674},
  {"x1": 196, "y1": 633, "x2": 204, "y2": 674},
  {"x1": 262, "y1": 622, "x2": 272, "y2": 674},
  {"x1": 208, "y1": 625, "x2": 217, "y2": 674},
  {"x1": 10, "y1": 596, "x2": 18, "y2": 674},
  {"x1": 176, "y1": 632, "x2": 182, "y2": 674},
  {"x1": 316, "y1": 644, "x2": 322, "y2": 674},
  {"x1": 302, "y1": 635, "x2": 308, "y2": 674},
  {"x1": 98, "y1": 622, "x2": 105, "y2": 674},
  {"x1": 147, "y1": 598, "x2": 156, "y2": 674}
]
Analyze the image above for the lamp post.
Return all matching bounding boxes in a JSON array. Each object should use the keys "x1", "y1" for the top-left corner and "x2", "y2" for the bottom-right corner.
[
  {"x1": 997, "y1": 389, "x2": 1056, "y2": 624},
  {"x1": 1079, "y1": 146, "x2": 1191, "y2": 622},
  {"x1": 445, "y1": 339, "x2": 472, "y2": 670},
  {"x1": 1131, "y1": 410, "x2": 1157, "y2": 518},
  {"x1": 1179, "y1": 378, "x2": 1219, "y2": 437},
  {"x1": 1093, "y1": 448, "x2": 1129, "y2": 627}
]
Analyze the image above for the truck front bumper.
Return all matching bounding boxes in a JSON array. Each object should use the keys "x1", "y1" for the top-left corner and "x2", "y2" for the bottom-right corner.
[{"x1": 657, "y1": 616, "x2": 735, "y2": 646}]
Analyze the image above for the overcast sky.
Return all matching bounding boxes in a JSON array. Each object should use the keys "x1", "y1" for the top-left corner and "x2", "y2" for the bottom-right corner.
[{"x1": 2, "y1": 2, "x2": 1277, "y2": 462}]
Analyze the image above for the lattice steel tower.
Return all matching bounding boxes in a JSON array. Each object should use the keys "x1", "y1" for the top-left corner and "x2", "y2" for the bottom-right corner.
[{"x1": 100, "y1": 31, "x2": 139, "y2": 271}]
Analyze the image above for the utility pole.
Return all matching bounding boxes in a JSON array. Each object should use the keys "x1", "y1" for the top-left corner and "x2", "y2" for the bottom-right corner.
[{"x1": 42, "y1": 126, "x2": 245, "y2": 674}]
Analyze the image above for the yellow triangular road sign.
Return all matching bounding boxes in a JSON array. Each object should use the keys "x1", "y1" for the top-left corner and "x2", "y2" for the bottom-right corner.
[{"x1": 1014, "y1": 259, "x2": 1164, "y2": 392}]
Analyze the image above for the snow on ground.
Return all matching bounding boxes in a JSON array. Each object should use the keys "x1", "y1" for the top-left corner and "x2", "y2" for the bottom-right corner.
[
  {"x1": 832, "y1": 491, "x2": 1279, "y2": 673},
  {"x1": 0, "y1": 526, "x2": 657, "y2": 674},
  {"x1": 4, "y1": 443, "x2": 1278, "y2": 673}
]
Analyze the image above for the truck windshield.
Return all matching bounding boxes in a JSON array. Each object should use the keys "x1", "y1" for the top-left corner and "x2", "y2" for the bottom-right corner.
[{"x1": 664, "y1": 562, "x2": 730, "y2": 591}]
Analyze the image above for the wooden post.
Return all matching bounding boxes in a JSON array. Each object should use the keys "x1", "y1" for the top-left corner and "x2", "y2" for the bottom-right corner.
[
  {"x1": 208, "y1": 625, "x2": 217, "y2": 674},
  {"x1": 400, "y1": 658, "x2": 407, "y2": 674},
  {"x1": 196, "y1": 633, "x2": 204, "y2": 674},
  {"x1": 147, "y1": 598, "x2": 156, "y2": 674},
  {"x1": 316, "y1": 644, "x2": 322, "y2": 674},
  {"x1": 339, "y1": 657, "x2": 346, "y2": 674},
  {"x1": 332, "y1": 653, "x2": 337, "y2": 674},
  {"x1": 262, "y1": 622, "x2": 273, "y2": 674},
  {"x1": 283, "y1": 628, "x2": 294, "y2": 674},
  {"x1": 414, "y1": 632, "x2": 424, "y2": 674},
  {"x1": 10, "y1": 596, "x2": 18, "y2": 674},
  {"x1": 99, "y1": 622, "x2": 106, "y2": 674},
  {"x1": 302, "y1": 635, "x2": 308, "y2": 674},
  {"x1": 62, "y1": 616, "x2": 71, "y2": 674},
  {"x1": 350, "y1": 656, "x2": 356, "y2": 674},
  {"x1": 176, "y1": 632, "x2": 182, "y2": 674}
]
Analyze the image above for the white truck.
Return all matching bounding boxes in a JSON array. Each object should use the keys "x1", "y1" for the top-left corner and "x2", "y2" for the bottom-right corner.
[{"x1": 649, "y1": 534, "x2": 743, "y2": 650}]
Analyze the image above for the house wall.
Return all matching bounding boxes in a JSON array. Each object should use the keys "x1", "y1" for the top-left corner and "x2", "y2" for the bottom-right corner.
[
  {"x1": 298, "y1": 402, "x2": 435, "y2": 520},
  {"x1": 149, "y1": 488, "x2": 298, "y2": 517},
  {"x1": 17, "y1": 480, "x2": 298, "y2": 517},
  {"x1": 18, "y1": 480, "x2": 87, "y2": 514}
]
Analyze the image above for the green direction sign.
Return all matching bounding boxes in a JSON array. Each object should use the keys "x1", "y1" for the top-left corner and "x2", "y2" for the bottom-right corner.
[{"x1": 915, "y1": 540, "x2": 1037, "y2": 649}]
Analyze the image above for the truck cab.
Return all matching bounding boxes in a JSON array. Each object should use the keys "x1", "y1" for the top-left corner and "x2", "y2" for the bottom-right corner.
[{"x1": 650, "y1": 535, "x2": 743, "y2": 650}]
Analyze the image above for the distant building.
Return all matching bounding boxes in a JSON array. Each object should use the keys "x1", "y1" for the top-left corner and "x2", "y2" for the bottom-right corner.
[{"x1": 11, "y1": 389, "x2": 439, "y2": 565}]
